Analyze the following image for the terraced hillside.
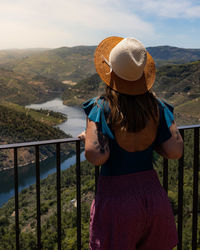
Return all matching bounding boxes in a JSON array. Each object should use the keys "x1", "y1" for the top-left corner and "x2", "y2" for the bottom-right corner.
[
  {"x1": 0, "y1": 68, "x2": 67, "y2": 105},
  {"x1": 0, "y1": 45, "x2": 200, "y2": 83}
]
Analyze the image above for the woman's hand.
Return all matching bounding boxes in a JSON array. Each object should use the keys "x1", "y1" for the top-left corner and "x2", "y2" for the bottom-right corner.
[{"x1": 78, "y1": 130, "x2": 86, "y2": 141}]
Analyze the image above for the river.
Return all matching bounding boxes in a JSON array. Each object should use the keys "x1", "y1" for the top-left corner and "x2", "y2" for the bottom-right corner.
[{"x1": 0, "y1": 98, "x2": 86, "y2": 207}]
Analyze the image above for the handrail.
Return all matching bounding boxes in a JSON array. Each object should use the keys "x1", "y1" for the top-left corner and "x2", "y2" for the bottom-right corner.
[
  {"x1": 1, "y1": 124, "x2": 199, "y2": 150},
  {"x1": 0, "y1": 137, "x2": 80, "y2": 149},
  {"x1": 178, "y1": 124, "x2": 200, "y2": 130}
]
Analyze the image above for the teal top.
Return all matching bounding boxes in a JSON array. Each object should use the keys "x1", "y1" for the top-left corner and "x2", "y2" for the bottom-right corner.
[{"x1": 82, "y1": 97, "x2": 174, "y2": 176}]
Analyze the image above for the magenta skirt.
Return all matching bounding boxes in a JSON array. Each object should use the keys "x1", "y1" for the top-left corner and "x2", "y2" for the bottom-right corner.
[{"x1": 90, "y1": 170, "x2": 178, "y2": 250}]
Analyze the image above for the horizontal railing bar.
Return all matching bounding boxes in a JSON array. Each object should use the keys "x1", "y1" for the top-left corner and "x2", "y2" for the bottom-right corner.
[
  {"x1": 0, "y1": 138, "x2": 81, "y2": 150},
  {"x1": 178, "y1": 124, "x2": 200, "y2": 130},
  {"x1": 0, "y1": 125, "x2": 199, "y2": 150}
]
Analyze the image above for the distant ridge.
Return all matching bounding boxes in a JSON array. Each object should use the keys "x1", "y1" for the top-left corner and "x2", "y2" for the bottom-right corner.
[
  {"x1": 147, "y1": 45, "x2": 200, "y2": 65},
  {"x1": 0, "y1": 45, "x2": 200, "y2": 82}
]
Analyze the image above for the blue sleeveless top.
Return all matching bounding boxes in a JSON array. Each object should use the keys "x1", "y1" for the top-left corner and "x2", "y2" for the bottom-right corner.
[{"x1": 82, "y1": 97, "x2": 174, "y2": 176}]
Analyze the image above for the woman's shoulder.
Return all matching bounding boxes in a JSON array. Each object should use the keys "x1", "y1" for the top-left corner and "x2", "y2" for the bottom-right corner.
[
  {"x1": 83, "y1": 96, "x2": 109, "y2": 111},
  {"x1": 156, "y1": 98, "x2": 174, "y2": 128},
  {"x1": 82, "y1": 96, "x2": 114, "y2": 139},
  {"x1": 154, "y1": 98, "x2": 175, "y2": 146}
]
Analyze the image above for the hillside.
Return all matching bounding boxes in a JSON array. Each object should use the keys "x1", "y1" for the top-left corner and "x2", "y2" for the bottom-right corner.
[
  {"x1": 1, "y1": 45, "x2": 200, "y2": 84},
  {"x1": 147, "y1": 46, "x2": 200, "y2": 65},
  {"x1": 153, "y1": 60, "x2": 200, "y2": 125},
  {"x1": 0, "y1": 103, "x2": 72, "y2": 171},
  {"x1": 62, "y1": 61, "x2": 200, "y2": 126},
  {"x1": 0, "y1": 45, "x2": 200, "y2": 112},
  {"x1": 0, "y1": 46, "x2": 96, "y2": 83},
  {"x1": 0, "y1": 68, "x2": 67, "y2": 105},
  {"x1": 0, "y1": 48, "x2": 49, "y2": 67}
]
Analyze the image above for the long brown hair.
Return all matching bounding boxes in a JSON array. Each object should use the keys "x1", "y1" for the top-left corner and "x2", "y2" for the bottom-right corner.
[{"x1": 101, "y1": 86, "x2": 158, "y2": 133}]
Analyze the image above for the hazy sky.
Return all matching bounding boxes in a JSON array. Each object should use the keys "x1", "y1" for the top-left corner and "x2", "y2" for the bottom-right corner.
[{"x1": 1, "y1": 0, "x2": 200, "y2": 49}]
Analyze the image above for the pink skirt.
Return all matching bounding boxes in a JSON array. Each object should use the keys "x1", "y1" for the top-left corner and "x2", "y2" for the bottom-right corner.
[{"x1": 90, "y1": 170, "x2": 178, "y2": 250}]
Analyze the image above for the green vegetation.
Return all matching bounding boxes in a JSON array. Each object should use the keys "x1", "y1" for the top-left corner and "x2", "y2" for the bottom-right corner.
[
  {"x1": 154, "y1": 129, "x2": 200, "y2": 250},
  {"x1": 0, "y1": 160, "x2": 94, "y2": 250},
  {"x1": 0, "y1": 103, "x2": 72, "y2": 170},
  {"x1": 2, "y1": 102, "x2": 67, "y2": 126},
  {"x1": 0, "y1": 129, "x2": 199, "y2": 249}
]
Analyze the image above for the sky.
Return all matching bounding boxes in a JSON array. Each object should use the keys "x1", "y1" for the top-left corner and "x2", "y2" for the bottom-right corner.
[{"x1": 0, "y1": 0, "x2": 200, "y2": 50}]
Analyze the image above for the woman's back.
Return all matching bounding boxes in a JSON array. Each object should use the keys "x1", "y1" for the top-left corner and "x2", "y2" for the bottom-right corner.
[{"x1": 113, "y1": 116, "x2": 158, "y2": 152}]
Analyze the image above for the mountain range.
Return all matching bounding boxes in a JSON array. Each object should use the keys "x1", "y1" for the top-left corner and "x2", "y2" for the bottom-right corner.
[
  {"x1": 0, "y1": 45, "x2": 200, "y2": 82},
  {"x1": 0, "y1": 45, "x2": 199, "y2": 125}
]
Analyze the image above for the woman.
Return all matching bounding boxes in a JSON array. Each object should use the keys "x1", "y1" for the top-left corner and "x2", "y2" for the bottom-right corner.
[{"x1": 79, "y1": 36, "x2": 183, "y2": 250}]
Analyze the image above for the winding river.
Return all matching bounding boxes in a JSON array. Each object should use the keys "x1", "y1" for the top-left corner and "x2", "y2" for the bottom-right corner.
[{"x1": 0, "y1": 99, "x2": 86, "y2": 207}]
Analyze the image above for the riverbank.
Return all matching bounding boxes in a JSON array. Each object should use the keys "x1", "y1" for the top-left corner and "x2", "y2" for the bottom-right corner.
[
  {"x1": 0, "y1": 98, "x2": 86, "y2": 207},
  {"x1": 27, "y1": 98, "x2": 86, "y2": 138},
  {"x1": 0, "y1": 149, "x2": 75, "y2": 172},
  {"x1": 0, "y1": 103, "x2": 72, "y2": 171},
  {"x1": 0, "y1": 150, "x2": 85, "y2": 207}
]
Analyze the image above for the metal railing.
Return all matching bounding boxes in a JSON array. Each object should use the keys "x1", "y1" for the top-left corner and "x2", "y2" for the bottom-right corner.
[{"x1": 0, "y1": 125, "x2": 199, "y2": 250}]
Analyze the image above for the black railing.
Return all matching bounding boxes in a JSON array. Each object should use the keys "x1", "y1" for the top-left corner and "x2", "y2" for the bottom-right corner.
[
  {"x1": 162, "y1": 125, "x2": 199, "y2": 250},
  {"x1": 0, "y1": 125, "x2": 199, "y2": 250}
]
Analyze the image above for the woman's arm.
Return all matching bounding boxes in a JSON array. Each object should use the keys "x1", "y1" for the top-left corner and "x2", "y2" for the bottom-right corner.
[
  {"x1": 155, "y1": 122, "x2": 183, "y2": 159},
  {"x1": 84, "y1": 118, "x2": 110, "y2": 166}
]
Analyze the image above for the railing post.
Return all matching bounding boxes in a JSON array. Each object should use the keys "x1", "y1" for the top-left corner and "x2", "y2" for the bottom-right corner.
[
  {"x1": 76, "y1": 140, "x2": 81, "y2": 250},
  {"x1": 56, "y1": 143, "x2": 61, "y2": 250},
  {"x1": 14, "y1": 148, "x2": 20, "y2": 250},
  {"x1": 35, "y1": 145, "x2": 41, "y2": 249},
  {"x1": 192, "y1": 127, "x2": 199, "y2": 250},
  {"x1": 177, "y1": 130, "x2": 184, "y2": 250}
]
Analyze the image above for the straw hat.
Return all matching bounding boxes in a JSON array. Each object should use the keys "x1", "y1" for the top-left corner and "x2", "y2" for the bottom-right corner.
[{"x1": 94, "y1": 36, "x2": 156, "y2": 95}]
